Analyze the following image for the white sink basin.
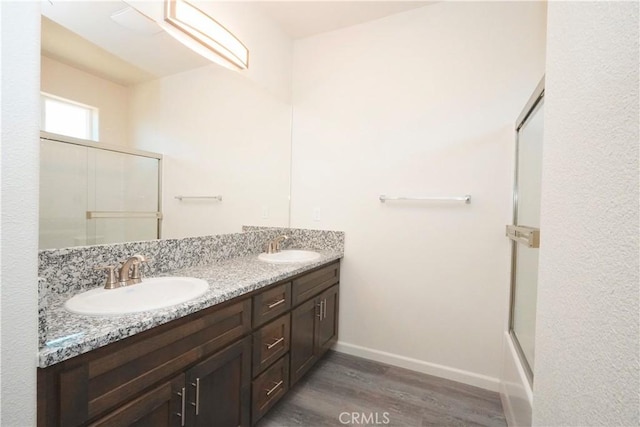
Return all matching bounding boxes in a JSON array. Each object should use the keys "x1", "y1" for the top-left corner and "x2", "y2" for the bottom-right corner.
[
  {"x1": 258, "y1": 250, "x2": 321, "y2": 264},
  {"x1": 64, "y1": 277, "x2": 209, "y2": 316}
]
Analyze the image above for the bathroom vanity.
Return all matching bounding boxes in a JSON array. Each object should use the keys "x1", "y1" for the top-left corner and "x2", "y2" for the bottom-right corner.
[
  {"x1": 38, "y1": 260, "x2": 340, "y2": 427},
  {"x1": 37, "y1": 228, "x2": 344, "y2": 427}
]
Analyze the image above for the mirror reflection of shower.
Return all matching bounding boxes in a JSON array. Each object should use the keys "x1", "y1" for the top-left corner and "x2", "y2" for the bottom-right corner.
[
  {"x1": 509, "y1": 78, "x2": 544, "y2": 382},
  {"x1": 39, "y1": 133, "x2": 161, "y2": 250}
]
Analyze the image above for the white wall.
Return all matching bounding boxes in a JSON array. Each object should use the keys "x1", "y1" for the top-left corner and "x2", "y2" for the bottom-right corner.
[
  {"x1": 533, "y1": 2, "x2": 639, "y2": 425},
  {"x1": 41, "y1": 55, "x2": 130, "y2": 146},
  {"x1": 290, "y1": 1, "x2": 546, "y2": 390},
  {"x1": 0, "y1": 1, "x2": 41, "y2": 424},
  {"x1": 129, "y1": 11, "x2": 293, "y2": 238},
  {"x1": 194, "y1": 1, "x2": 293, "y2": 104},
  {"x1": 129, "y1": 0, "x2": 292, "y2": 104}
]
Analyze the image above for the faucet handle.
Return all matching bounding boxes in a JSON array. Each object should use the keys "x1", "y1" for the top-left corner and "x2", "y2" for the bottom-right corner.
[
  {"x1": 94, "y1": 265, "x2": 119, "y2": 289},
  {"x1": 130, "y1": 257, "x2": 150, "y2": 284}
]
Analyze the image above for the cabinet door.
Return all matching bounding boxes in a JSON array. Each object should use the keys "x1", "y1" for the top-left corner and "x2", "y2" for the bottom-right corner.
[
  {"x1": 89, "y1": 374, "x2": 185, "y2": 427},
  {"x1": 185, "y1": 337, "x2": 251, "y2": 427},
  {"x1": 290, "y1": 297, "x2": 319, "y2": 386},
  {"x1": 317, "y1": 285, "x2": 339, "y2": 356}
]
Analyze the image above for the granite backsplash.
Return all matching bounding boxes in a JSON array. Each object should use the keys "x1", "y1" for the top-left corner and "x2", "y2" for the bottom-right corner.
[{"x1": 38, "y1": 227, "x2": 345, "y2": 296}]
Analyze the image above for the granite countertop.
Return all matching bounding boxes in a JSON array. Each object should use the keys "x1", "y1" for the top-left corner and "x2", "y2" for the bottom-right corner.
[{"x1": 39, "y1": 250, "x2": 342, "y2": 368}]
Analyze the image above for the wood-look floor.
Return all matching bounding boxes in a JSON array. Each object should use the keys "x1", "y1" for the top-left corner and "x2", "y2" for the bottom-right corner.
[{"x1": 258, "y1": 352, "x2": 506, "y2": 427}]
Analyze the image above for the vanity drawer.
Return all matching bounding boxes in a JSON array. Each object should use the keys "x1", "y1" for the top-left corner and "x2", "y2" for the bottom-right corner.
[
  {"x1": 253, "y1": 282, "x2": 291, "y2": 328},
  {"x1": 252, "y1": 314, "x2": 290, "y2": 376},
  {"x1": 252, "y1": 354, "x2": 289, "y2": 424},
  {"x1": 292, "y1": 262, "x2": 340, "y2": 306}
]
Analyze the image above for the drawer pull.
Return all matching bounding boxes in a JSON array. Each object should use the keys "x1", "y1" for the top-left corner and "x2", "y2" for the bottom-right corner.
[
  {"x1": 267, "y1": 298, "x2": 286, "y2": 309},
  {"x1": 265, "y1": 337, "x2": 285, "y2": 350},
  {"x1": 175, "y1": 387, "x2": 186, "y2": 427},
  {"x1": 317, "y1": 300, "x2": 324, "y2": 320},
  {"x1": 265, "y1": 380, "x2": 284, "y2": 396},
  {"x1": 190, "y1": 378, "x2": 200, "y2": 415}
]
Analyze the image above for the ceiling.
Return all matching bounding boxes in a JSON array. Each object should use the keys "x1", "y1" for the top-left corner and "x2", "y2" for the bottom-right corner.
[
  {"x1": 257, "y1": 1, "x2": 433, "y2": 39},
  {"x1": 41, "y1": 0, "x2": 210, "y2": 86},
  {"x1": 40, "y1": 1, "x2": 433, "y2": 86},
  {"x1": 41, "y1": 17, "x2": 156, "y2": 86}
]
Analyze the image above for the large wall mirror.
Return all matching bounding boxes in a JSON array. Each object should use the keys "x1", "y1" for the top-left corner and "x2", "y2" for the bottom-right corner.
[{"x1": 39, "y1": 1, "x2": 292, "y2": 249}]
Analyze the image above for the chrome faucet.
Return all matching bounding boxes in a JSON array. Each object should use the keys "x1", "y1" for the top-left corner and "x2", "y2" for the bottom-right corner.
[
  {"x1": 266, "y1": 235, "x2": 289, "y2": 254},
  {"x1": 118, "y1": 254, "x2": 149, "y2": 287}
]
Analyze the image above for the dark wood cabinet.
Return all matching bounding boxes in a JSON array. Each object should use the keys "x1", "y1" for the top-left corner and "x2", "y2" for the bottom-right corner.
[
  {"x1": 290, "y1": 284, "x2": 340, "y2": 386},
  {"x1": 38, "y1": 260, "x2": 340, "y2": 427},
  {"x1": 251, "y1": 355, "x2": 289, "y2": 424},
  {"x1": 252, "y1": 282, "x2": 291, "y2": 328},
  {"x1": 38, "y1": 299, "x2": 252, "y2": 427},
  {"x1": 317, "y1": 285, "x2": 340, "y2": 356},
  {"x1": 290, "y1": 298, "x2": 320, "y2": 385},
  {"x1": 185, "y1": 337, "x2": 251, "y2": 427},
  {"x1": 89, "y1": 374, "x2": 185, "y2": 427},
  {"x1": 291, "y1": 262, "x2": 339, "y2": 306},
  {"x1": 87, "y1": 338, "x2": 252, "y2": 427},
  {"x1": 252, "y1": 314, "x2": 290, "y2": 376}
]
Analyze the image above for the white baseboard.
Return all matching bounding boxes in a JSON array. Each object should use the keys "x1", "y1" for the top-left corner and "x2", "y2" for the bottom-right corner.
[
  {"x1": 332, "y1": 341, "x2": 500, "y2": 392},
  {"x1": 498, "y1": 332, "x2": 533, "y2": 427},
  {"x1": 500, "y1": 380, "x2": 518, "y2": 427}
]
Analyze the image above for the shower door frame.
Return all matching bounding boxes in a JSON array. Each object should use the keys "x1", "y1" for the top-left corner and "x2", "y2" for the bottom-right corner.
[
  {"x1": 40, "y1": 131, "x2": 164, "y2": 241},
  {"x1": 508, "y1": 77, "x2": 545, "y2": 385}
]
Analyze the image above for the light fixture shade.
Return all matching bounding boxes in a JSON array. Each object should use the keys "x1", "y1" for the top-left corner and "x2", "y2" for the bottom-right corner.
[{"x1": 164, "y1": 0, "x2": 249, "y2": 69}]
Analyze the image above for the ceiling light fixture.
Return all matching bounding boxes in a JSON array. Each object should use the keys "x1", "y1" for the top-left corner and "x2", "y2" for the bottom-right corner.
[{"x1": 163, "y1": 0, "x2": 249, "y2": 70}]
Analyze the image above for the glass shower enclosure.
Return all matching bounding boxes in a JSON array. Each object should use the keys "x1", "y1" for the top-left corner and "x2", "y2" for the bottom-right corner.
[
  {"x1": 39, "y1": 132, "x2": 162, "y2": 249},
  {"x1": 507, "y1": 78, "x2": 544, "y2": 383}
]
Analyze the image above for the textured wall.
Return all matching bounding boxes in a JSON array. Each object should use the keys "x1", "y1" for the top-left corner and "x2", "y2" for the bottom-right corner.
[
  {"x1": 0, "y1": 1, "x2": 41, "y2": 424},
  {"x1": 290, "y1": 1, "x2": 546, "y2": 390},
  {"x1": 534, "y1": 2, "x2": 639, "y2": 425}
]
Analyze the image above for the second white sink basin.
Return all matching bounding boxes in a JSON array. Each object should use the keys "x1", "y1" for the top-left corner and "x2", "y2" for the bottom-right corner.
[
  {"x1": 258, "y1": 250, "x2": 321, "y2": 264},
  {"x1": 64, "y1": 277, "x2": 209, "y2": 316}
]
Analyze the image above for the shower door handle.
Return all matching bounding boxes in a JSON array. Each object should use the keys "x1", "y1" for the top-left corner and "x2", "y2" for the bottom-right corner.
[{"x1": 506, "y1": 225, "x2": 540, "y2": 248}]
